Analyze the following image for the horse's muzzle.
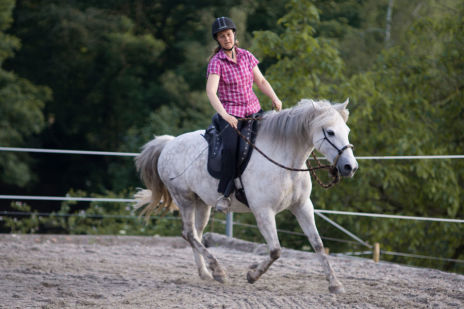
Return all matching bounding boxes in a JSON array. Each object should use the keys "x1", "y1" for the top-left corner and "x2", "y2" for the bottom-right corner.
[{"x1": 336, "y1": 157, "x2": 358, "y2": 178}]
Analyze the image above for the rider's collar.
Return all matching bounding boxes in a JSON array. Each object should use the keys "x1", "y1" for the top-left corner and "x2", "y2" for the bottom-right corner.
[{"x1": 218, "y1": 47, "x2": 242, "y2": 60}]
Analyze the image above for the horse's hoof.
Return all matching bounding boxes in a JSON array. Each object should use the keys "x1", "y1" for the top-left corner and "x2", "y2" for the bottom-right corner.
[
  {"x1": 213, "y1": 273, "x2": 227, "y2": 284},
  {"x1": 201, "y1": 236, "x2": 210, "y2": 248},
  {"x1": 247, "y1": 271, "x2": 257, "y2": 284},
  {"x1": 198, "y1": 268, "x2": 213, "y2": 281},
  {"x1": 329, "y1": 284, "x2": 345, "y2": 294},
  {"x1": 212, "y1": 267, "x2": 227, "y2": 283},
  {"x1": 200, "y1": 274, "x2": 213, "y2": 281}
]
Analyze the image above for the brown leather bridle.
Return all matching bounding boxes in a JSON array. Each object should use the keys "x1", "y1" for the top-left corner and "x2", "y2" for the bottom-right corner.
[{"x1": 233, "y1": 124, "x2": 354, "y2": 188}]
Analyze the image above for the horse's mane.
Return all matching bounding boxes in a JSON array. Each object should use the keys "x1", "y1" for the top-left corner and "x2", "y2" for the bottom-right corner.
[{"x1": 259, "y1": 99, "x2": 348, "y2": 146}]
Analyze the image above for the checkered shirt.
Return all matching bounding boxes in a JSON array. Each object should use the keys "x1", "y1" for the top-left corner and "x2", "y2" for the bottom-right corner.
[{"x1": 207, "y1": 48, "x2": 261, "y2": 118}]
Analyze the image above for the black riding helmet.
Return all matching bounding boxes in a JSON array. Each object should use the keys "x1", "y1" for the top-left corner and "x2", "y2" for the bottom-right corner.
[{"x1": 212, "y1": 17, "x2": 236, "y2": 40}]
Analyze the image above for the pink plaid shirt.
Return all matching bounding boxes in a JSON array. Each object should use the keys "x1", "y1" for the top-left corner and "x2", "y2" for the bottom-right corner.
[{"x1": 207, "y1": 48, "x2": 261, "y2": 117}]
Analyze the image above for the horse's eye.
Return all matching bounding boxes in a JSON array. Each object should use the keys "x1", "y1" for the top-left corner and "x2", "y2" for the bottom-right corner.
[{"x1": 327, "y1": 130, "x2": 335, "y2": 137}]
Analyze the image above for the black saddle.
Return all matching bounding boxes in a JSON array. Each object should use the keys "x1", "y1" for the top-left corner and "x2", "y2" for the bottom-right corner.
[{"x1": 203, "y1": 111, "x2": 262, "y2": 206}]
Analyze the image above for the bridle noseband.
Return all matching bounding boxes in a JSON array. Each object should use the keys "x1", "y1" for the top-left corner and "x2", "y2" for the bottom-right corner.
[{"x1": 320, "y1": 128, "x2": 354, "y2": 166}]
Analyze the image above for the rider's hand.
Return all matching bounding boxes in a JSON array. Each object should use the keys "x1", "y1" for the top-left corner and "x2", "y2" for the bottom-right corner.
[
  {"x1": 224, "y1": 114, "x2": 238, "y2": 129},
  {"x1": 272, "y1": 98, "x2": 282, "y2": 111}
]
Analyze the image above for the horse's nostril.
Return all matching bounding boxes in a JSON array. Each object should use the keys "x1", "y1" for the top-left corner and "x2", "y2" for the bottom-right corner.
[{"x1": 344, "y1": 164, "x2": 352, "y2": 172}]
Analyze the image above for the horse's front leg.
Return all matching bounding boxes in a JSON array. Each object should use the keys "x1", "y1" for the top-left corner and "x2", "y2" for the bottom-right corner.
[
  {"x1": 247, "y1": 210, "x2": 281, "y2": 284},
  {"x1": 290, "y1": 199, "x2": 345, "y2": 294}
]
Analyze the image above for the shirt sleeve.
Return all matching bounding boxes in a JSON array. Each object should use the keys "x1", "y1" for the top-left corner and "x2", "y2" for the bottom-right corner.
[
  {"x1": 247, "y1": 50, "x2": 259, "y2": 70},
  {"x1": 207, "y1": 57, "x2": 221, "y2": 77}
]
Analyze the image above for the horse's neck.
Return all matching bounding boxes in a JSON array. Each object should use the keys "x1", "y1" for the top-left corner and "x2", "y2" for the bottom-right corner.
[
  {"x1": 257, "y1": 112, "x2": 316, "y2": 168},
  {"x1": 265, "y1": 138, "x2": 314, "y2": 167}
]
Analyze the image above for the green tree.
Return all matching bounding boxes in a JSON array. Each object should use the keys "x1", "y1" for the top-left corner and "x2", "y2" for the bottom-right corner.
[
  {"x1": 6, "y1": 2, "x2": 165, "y2": 194},
  {"x1": 5, "y1": 0, "x2": 262, "y2": 195},
  {"x1": 251, "y1": 0, "x2": 345, "y2": 106},
  {"x1": 0, "y1": 0, "x2": 51, "y2": 187},
  {"x1": 251, "y1": 0, "x2": 463, "y2": 273},
  {"x1": 331, "y1": 1, "x2": 463, "y2": 272}
]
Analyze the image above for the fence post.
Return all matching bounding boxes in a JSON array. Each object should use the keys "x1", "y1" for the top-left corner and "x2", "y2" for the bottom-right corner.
[
  {"x1": 226, "y1": 212, "x2": 233, "y2": 238},
  {"x1": 373, "y1": 242, "x2": 380, "y2": 262}
]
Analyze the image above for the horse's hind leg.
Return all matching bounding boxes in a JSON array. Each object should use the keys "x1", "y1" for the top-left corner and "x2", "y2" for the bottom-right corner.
[
  {"x1": 247, "y1": 210, "x2": 281, "y2": 284},
  {"x1": 178, "y1": 197, "x2": 226, "y2": 283},
  {"x1": 290, "y1": 199, "x2": 345, "y2": 294},
  {"x1": 193, "y1": 203, "x2": 214, "y2": 280}
]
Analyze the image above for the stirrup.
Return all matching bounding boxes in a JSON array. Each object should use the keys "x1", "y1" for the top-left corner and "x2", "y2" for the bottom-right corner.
[{"x1": 215, "y1": 196, "x2": 231, "y2": 213}]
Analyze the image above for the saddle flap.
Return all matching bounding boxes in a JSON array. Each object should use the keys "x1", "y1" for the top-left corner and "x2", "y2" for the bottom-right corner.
[
  {"x1": 203, "y1": 111, "x2": 261, "y2": 180},
  {"x1": 203, "y1": 123, "x2": 223, "y2": 178}
]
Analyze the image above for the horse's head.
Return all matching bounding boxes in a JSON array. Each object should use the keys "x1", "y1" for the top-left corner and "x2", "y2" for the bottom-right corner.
[{"x1": 311, "y1": 99, "x2": 358, "y2": 178}]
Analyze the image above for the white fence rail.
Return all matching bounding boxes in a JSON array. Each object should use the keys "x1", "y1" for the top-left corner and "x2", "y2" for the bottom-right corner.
[
  {"x1": 1, "y1": 146, "x2": 464, "y2": 159},
  {"x1": 1, "y1": 195, "x2": 462, "y2": 223},
  {"x1": 1, "y1": 146, "x2": 463, "y2": 266}
]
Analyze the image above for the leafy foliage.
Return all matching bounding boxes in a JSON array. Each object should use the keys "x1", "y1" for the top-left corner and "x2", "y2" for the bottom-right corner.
[
  {"x1": 252, "y1": 0, "x2": 344, "y2": 104},
  {"x1": 2, "y1": 190, "x2": 183, "y2": 236},
  {"x1": 0, "y1": 0, "x2": 51, "y2": 186},
  {"x1": 340, "y1": 2, "x2": 464, "y2": 271},
  {"x1": 0, "y1": 0, "x2": 463, "y2": 274},
  {"x1": 251, "y1": 0, "x2": 463, "y2": 272}
]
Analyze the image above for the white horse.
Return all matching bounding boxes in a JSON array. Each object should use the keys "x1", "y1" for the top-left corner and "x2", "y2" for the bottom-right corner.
[{"x1": 135, "y1": 99, "x2": 358, "y2": 293}]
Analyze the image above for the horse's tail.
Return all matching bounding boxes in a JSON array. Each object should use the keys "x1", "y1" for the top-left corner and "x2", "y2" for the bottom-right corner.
[{"x1": 134, "y1": 135, "x2": 177, "y2": 220}]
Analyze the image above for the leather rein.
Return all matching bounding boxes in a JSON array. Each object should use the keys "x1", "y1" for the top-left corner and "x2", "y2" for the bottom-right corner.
[{"x1": 232, "y1": 117, "x2": 354, "y2": 189}]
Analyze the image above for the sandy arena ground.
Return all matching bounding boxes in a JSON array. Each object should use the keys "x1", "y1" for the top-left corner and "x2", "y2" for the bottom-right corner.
[{"x1": 0, "y1": 233, "x2": 463, "y2": 308}]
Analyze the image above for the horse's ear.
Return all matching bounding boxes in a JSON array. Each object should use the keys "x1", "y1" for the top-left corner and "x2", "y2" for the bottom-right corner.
[
  {"x1": 342, "y1": 98, "x2": 349, "y2": 108},
  {"x1": 334, "y1": 98, "x2": 349, "y2": 122}
]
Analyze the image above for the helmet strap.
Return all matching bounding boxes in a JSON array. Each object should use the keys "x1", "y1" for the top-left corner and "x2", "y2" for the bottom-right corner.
[{"x1": 223, "y1": 45, "x2": 235, "y2": 59}]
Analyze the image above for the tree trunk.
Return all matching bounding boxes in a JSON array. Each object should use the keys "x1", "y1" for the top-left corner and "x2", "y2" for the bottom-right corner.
[{"x1": 385, "y1": 0, "x2": 394, "y2": 46}]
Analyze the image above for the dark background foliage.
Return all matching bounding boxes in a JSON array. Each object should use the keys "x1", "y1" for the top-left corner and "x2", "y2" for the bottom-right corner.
[{"x1": 0, "y1": 0, "x2": 462, "y2": 273}]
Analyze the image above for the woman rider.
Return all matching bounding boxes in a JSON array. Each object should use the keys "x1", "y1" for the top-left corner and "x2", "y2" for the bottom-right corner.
[{"x1": 206, "y1": 17, "x2": 282, "y2": 212}]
